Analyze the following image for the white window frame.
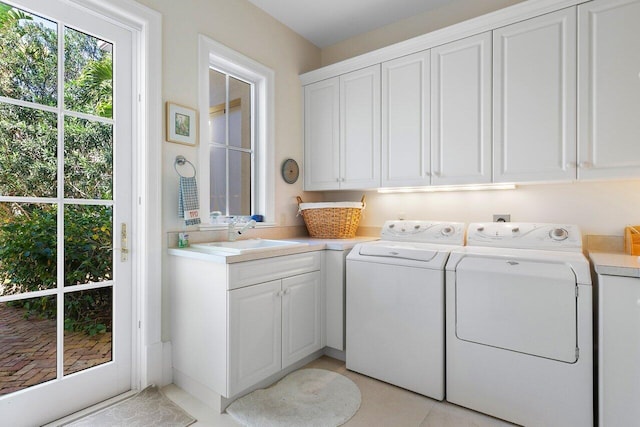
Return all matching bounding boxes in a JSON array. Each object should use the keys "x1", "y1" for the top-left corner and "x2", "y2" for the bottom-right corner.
[{"x1": 198, "y1": 35, "x2": 275, "y2": 226}]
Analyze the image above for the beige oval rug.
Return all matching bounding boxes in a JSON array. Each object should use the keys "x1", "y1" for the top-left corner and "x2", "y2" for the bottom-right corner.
[{"x1": 227, "y1": 368, "x2": 361, "y2": 427}]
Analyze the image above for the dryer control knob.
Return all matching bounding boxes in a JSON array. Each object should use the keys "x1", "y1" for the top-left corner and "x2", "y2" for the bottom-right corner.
[
  {"x1": 512, "y1": 227, "x2": 520, "y2": 233},
  {"x1": 414, "y1": 225, "x2": 421, "y2": 230},
  {"x1": 388, "y1": 224, "x2": 395, "y2": 228},
  {"x1": 477, "y1": 226, "x2": 485, "y2": 232},
  {"x1": 550, "y1": 228, "x2": 569, "y2": 241},
  {"x1": 441, "y1": 226, "x2": 454, "y2": 236}
]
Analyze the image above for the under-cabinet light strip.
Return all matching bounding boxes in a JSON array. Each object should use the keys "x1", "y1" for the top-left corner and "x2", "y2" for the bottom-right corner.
[{"x1": 377, "y1": 184, "x2": 517, "y2": 194}]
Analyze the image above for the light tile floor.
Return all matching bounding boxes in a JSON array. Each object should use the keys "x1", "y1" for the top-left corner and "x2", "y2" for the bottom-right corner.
[{"x1": 162, "y1": 355, "x2": 517, "y2": 427}]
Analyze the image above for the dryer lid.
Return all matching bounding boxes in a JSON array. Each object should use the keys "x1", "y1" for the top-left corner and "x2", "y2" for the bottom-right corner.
[{"x1": 454, "y1": 256, "x2": 578, "y2": 363}]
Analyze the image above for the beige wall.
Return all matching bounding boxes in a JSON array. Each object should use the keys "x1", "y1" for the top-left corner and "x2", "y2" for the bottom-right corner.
[
  {"x1": 321, "y1": 0, "x2": 525, "y2": 66},
  {"x1": 134, "y1": 0, "x2": 321, "y2": 342},
  {"x1": 326, "y1": 180, "x2": 640, "y2": 239},
  {"x1": 135, "y1": 0, "x2": 321, "y2": 235}
]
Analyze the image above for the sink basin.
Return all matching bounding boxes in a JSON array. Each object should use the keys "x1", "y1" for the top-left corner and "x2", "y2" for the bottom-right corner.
[{"x1": 191, "y1": 239, "x2": 308, "y2": 254}]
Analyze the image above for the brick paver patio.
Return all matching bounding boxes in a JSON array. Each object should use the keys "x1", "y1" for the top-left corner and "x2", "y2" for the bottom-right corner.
[{"x1": 0, "y1": 303, "x2": 112, "y2": 395}]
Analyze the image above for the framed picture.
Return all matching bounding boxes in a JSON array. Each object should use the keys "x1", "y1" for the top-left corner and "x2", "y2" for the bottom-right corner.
[{"x1": 166, "y1": 102, "x2": 197, "y2": 146}]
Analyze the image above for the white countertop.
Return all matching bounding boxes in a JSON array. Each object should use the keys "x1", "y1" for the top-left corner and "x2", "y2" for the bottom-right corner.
[
  {"x1": 168, "y1": 236, "x2": 378, "y2": 264},
  {"x1": 589, "y1": 252, "x2": 640, "y2": 278},
  {"x1": 287, "y1": 236, "x2": 378, "y2": 250}
]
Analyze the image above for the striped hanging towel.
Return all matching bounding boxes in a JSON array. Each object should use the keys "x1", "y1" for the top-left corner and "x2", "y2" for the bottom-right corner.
[{"x1": 178, "y1": 176, "x2": 201, "y2": 226}]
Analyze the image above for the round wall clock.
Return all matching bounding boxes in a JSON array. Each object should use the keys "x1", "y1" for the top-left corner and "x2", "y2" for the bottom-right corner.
[{"x1": 281, "y1": 158, "x2": 300, "y2": 184}]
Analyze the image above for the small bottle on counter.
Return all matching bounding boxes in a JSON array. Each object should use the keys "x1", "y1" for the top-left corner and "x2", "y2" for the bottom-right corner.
[{"x1": 178, "y1": 232, "x2": 189, "y2": 248}]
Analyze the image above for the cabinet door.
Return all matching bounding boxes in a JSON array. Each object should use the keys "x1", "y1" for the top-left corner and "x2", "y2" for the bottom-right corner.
[
  {"x1": 382, "y1": 51, "x2": 431, "y2": 187},
  {"x1": 304, "y1": 77, "x2": 340, "y2": 190},
  {"x1": 228, "y1": 280, "x2": 282, "y2": 397},
  {"x1": 493, "y1": 8, "x2": 577, "y2": 182},
  {"x1": 431, "y1": 33, "x2": 492, "y2": 185},
  {"x1": 340, "y1": 65, "x2": 381, "y2": 189},
  {"x1": 599, "y1": 275, "x2": 640, "y2": 426},
  {"x1": 282, "y1": 271, "x2": 322, "y2": 369},
  {"x1": 578, "y1": 0, "x2": 640, "y2": 180}
]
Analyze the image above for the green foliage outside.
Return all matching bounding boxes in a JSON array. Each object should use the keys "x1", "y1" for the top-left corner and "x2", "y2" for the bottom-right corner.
[{"x1": 0, "y1": 4, "x2": 115, "y2": 335}]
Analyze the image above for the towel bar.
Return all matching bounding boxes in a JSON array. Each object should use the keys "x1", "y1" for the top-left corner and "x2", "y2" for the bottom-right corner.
[{"x1": 174, "y1": 155, "x2": 196, "y2": 178}]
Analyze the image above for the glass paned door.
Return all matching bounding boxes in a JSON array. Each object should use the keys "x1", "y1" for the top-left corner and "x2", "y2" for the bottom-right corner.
[{"x1": 0, "y1": 1, "x2": 134, "y2": 425}]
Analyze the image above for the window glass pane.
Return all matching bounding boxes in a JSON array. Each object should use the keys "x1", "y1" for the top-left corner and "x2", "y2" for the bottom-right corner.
[
  {"x1": 0, "y1": 203, "x2": 57, "y2": 295},
  {"x1": 64, "y1": 205, "x2": 112, "y2": 287},
  {"x1": 209, "y1": 108, "x2": 226, "y2": 145},
  {"x1": 64, "y1": 287, "x2": 112, "y2": 374},
  {"x1": 0, "y1": 102, "x2": 57, "y2": 197},
  {"x1": 64, "y1": 116, "x2": 112, "y2": 200},
  {"x1": 229, "y1": 150, "x2": 251, "y2": 216},
  {"x1": 0, "y1": 295, "x2": 57, "y2": 396},
  {"x1": 0, "y1": 3, "x2": 57, "y2": 106},
  {"x1": 64, "y1": 27, "x2": 113, "y2": 118},
  {"x1": 228, "y1": 76, "x2": 251, "y2": 149},
  {"x1": 210, "y1": 146, "x2": 226, "y2": 214}
]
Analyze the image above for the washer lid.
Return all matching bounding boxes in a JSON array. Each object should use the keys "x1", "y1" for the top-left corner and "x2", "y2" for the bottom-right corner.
[{"x1": 358, "y1": 242, "x2": 439, "y2": 262}]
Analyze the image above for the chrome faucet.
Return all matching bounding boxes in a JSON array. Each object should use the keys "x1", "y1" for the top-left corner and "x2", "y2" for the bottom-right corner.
[{"x1": 228, "y1": 219, "x2": 256, "y2": 241}]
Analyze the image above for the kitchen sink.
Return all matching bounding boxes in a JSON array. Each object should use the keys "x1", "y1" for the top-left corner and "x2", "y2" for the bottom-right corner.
[{"x1": 190, "y1": 239, "x2": 308, "y2": 254}]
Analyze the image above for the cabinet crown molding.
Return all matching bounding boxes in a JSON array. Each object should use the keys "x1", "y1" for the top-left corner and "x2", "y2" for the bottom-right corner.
[{"x1": 300, "y1": 0, "x2": 584, "y2": 85}]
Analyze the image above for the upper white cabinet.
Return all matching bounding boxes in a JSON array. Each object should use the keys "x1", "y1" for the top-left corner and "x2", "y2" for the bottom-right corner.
[
  {"x1": 431, "y1": 32, "x2": 492, "y2": 185},
  {"x1": 304, "y1": 78, "x2": 340, "y2": 190},
  {"x1": 577, "y1": 0, "x2": 640, "y2": 180},
  {"x1": 381, "y1": 51, "x2": 431, "y2": 187},
  {"x1": 304, "y1": 65, "x2": 380, "y2": 190},
  {"x1": 341, "y1": 65, "x2": 381, "y2": 189},
  {"x1": 302, "y1": 1, "x2": 640, "y2": 189},
  {"x1": 493, "y1": 7, "x2": 577, "y2": 183}
]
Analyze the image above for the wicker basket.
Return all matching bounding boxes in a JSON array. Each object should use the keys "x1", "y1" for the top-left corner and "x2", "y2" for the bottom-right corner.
[
  {"x1": 625, "y1": 225, "x2": 640, "y2": 255},
  {"x1": 297, "y1": 195, "x2": 365, "y2": 239}
]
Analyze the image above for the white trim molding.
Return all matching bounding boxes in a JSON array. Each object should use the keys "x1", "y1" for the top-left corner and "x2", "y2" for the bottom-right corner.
[
  {"x1": 300, "y1": 0, "x2": 587, "y2": 85},
  {"x1": 69, "y1": 0, "x2": 164, "y2": 390},
  {"x1": 198, "y1": 35, "x2": 276, "y2": 224}
]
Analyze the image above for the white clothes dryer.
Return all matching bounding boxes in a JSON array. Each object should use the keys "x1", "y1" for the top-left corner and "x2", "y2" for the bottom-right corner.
[
  {"x1": 446, "y1": 223, "x2": 593, "y2": 427},
  {"x1": 346, "y1": 220, "x2": 464, "y2": 400}
]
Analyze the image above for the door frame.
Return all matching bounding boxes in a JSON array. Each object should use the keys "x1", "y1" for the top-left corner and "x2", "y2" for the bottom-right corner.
[{"x1": 67, "y1": 0, "x2": 164, "y2": 391}]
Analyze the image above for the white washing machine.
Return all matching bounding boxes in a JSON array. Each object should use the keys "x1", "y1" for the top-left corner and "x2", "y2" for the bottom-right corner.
[
  {"x1": 346, "y1": 220, "x2": 465, "y2": 400},
  {"x1": 446, "y1": 223, "x2": 593, "y2": 427}
]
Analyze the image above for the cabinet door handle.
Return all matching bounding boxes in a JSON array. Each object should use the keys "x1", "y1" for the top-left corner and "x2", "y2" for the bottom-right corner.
[
  {"x1": 283, "y1": 288, "x2": 291, "y2": 295},
  {"x1": 579, "y1": 161, "x2": 592, "y2": 168},
  {"x1": 565, "y1": 162, "x2": 576, "y2": 168}
]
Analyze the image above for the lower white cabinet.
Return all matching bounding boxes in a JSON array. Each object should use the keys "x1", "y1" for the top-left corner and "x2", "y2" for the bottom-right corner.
[
  {"x1": 597, "y1": 273, "x2": 640, "y2": 427},
  {"x1": 228, "y1": 271, "x2": 322, "y2": 397},
  {"x1": 169, "y1": 251, "x2": 322, "y2": 402}
]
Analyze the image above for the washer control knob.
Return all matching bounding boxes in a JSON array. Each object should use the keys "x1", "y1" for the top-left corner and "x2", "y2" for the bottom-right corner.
[
  {"x1": 512, "y1": 227, "x2": 520, "y2": 233},
  {"x1": 477, "y1": 226, "x2": 485, "y2": 232},
  {"x1": 441, "y1": 226, "x2": 454, "y2": 236},
  {"x1": 414, "y1": 225, "x2": 421, "y2": 230},
  {"x1": 388, "y1": 224, "x2": 395, "y2": 228},
  {"x1": 550, "y1": 228, "x2": 569, "y2": 241}
]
